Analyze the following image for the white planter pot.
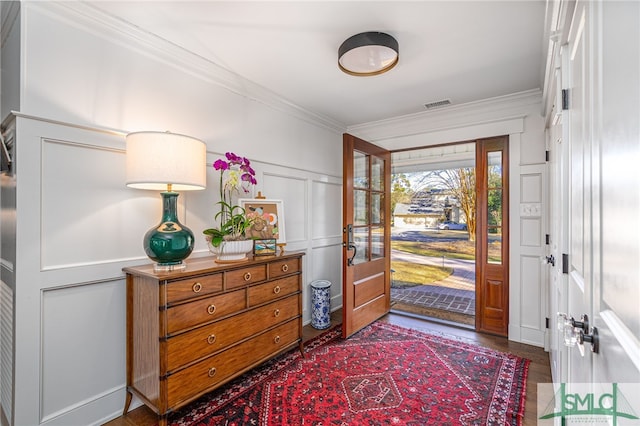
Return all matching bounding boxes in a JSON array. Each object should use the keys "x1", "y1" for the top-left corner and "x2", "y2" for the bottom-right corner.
[{"x1": 207, "y1": 238, "x2": 253, "y2": 262}]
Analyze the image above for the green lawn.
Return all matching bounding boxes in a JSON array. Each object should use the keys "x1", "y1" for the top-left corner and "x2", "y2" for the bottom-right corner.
[
  {"x1": 390, "y1": 231, "x2": 502, "y2": 284},
  {"x1": 391, "y1": 260, "x2": 453, "y2": 288},
  {"x1": 391, "y1": 240, "x2": 476, "y2": 261}
]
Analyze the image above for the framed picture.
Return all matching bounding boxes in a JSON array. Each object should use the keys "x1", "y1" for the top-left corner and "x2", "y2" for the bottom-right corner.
[
  {"x1": 253, "y1": 238, "x2": 276, "y2": 256},
  {"x1": 238, "y1": 198, "x2": 286, "y2": 244}
]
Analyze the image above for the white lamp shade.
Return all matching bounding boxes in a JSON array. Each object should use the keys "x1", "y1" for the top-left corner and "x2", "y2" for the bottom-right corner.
[{"x1": 126, "y1": 131, "x2": 206, "y2": 191}]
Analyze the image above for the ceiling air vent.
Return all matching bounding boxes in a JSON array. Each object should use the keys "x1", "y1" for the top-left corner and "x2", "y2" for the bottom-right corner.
[{"x1": 424, "y1": 99, "x2": 451, "y2": 109}]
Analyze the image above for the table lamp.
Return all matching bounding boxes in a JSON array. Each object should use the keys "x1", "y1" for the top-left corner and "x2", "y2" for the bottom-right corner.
[{"x1": 126, "y1": 131, "x2": 206, "y2": 271}]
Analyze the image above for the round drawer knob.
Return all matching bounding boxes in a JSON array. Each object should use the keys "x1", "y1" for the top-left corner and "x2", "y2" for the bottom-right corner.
[
  {"x1": 281, "y1": 264, "x2": 289, "y2": 272},
  {"x1": 273, "y1": 285, "x2": 281, "y2": 294},
  {"x1": 207, "y1": 304, "x2": 216, "y2": 315},
  {"x1": 192, "y1": 282, "x2": 202, "y2": 293},
  {"x1": 207, "y1": 334, "x2": 216, "y2": 344},
  {"x1": 274, "y1": 309, "x2": 281, "y2": 317},
  {"x1": 274, "y1": 335, "x2": 281, "y2": 344},
  {"x1": 244, "y1": 272, "x2": 252, "y2": 281},
  {"x1": 208, "y1": 367, "x2": 217, "y2": 378}
]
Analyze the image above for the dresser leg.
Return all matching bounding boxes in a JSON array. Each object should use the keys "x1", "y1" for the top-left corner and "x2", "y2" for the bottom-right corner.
[
  {"x1": 123, "y1": 390, "x2": 133, "y2": 415},
  {"x1": 299, "y1": 341, "x2": 305, "y2": 358},
  {"x1": 159, "y1": 415, "x2": 168, "y2": 426}
]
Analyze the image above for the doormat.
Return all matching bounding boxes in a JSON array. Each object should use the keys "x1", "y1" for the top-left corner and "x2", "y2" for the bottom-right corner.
[
  {"x1": 391, "y1": 300, "x2": 476, "y2": 326},
  {"x1": 168, "y1": 321, "x2": 529, "y2": 425}
]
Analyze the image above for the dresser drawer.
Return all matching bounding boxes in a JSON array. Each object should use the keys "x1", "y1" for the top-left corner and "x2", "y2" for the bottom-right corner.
[
  {"x1": 166, "y1": 289, "x2": 246, "y2": 334},
  {"x1": 268, "y1": 257, "x2": 300, "y2": 279},
  {"x1": 166, "y1": 319, "x2": 300, "y2": 407},
  {"x1": 248, "y1": 275, "x2": 299, "y2": 307},
  {"x1": 225, "y1": 265, "x2": 267, "y2": 290},
  {"x1": 164, "y1": 273, "x2": 223, "y2": 304},
  {"x1": 166, "y1": 294, "x2": 300, "y2": 372}
]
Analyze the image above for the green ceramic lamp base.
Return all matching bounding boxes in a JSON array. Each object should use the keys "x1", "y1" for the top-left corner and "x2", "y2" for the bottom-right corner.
[{"x1": 144, "y1": 192, "x2": 194, "y2": 270}]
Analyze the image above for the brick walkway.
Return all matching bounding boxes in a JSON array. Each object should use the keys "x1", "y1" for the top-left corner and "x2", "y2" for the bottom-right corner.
[{"x1": 391, "y1": 251, "x2": 476, "y2": 316}]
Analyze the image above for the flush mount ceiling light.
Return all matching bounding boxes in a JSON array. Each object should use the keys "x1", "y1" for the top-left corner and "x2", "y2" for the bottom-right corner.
[{"x1": 338, "y1": 31, "x2": 399, "y2": 76}]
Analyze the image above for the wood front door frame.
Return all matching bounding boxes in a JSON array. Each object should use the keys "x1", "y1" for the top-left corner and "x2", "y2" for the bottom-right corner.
[{"x1": 475, "y1": 136, "x2": 510, "y2": 336}]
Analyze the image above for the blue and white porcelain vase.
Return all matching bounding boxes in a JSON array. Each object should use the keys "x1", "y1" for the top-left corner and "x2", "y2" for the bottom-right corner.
[{"x1": 310, "y1": 280, "x2": 332, "y2": 329}]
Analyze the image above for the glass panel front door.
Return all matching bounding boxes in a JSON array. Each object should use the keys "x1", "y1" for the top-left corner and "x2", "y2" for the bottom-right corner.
[
  {"x1": 352, "y1": 150, "x2": 386, "y2": 265},
  {"x1": 343, "y1": 134, "x2": 391, "y2": 338}
]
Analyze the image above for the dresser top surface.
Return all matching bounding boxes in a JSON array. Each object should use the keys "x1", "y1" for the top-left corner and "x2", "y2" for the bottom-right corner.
[{"x1": 123, "y1": 252, "x2": 304, "y2": 280}]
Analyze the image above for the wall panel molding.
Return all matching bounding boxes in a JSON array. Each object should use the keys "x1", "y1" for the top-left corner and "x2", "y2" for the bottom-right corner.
[
  {"x1": 310, "y1": 180, "x2": 341, "y2": 241},
  {"x1": 520, "y1": 173, "x2": 543, "y2": 203},
  {"x1": 40, "y1": 137, "x2": 156, "y2": 271},
  {"x1": 40, "y1": 279, "x2": 125, "y2": 424},
  {"x1": 521, "y1": 218, "x2": 542, "y2": 247},
  {"x1": 11, "y1": 112, "x2": 126, "y2": 138},
  {"x1": 261, "y1": 173, "x2": 307, "y2": 244},
  {"x1": 309, "y1": 244, "x2": 342, "y2": 317},
  {"x1": 520, "y1": 255, "x2": 542, "y2": 329}
]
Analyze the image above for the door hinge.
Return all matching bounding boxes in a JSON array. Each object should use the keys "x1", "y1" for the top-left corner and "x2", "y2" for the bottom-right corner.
[
  {"x1": 545, "y1": 234, "x2": 550, "y2": 245},
  {"x1": 562, "y1": 253, "x2": 569, "y2": 274},
  {"x1": 545, "y1": 150, "x2": 550, "y2": 162},
  {"x1": 545, "y1": 317, "x2": 550, "y2": 329},
  {"x1": 562, "y1": 89, "x2": 569, "y2": 110}
]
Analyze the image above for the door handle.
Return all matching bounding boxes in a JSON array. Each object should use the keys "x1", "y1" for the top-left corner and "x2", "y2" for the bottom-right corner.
[
  {"x1": 557, "y1": 313, "x2": 599, "y2": 354},
  {"x1": 347, "y1": 242, "x2": 357, "y2": 266},
  {"x1": 578, "y1": 327, "x2": 599, "y2": 354},
  {"x1": 343, "y1": 224, "x2": 357, "y2": 266}
]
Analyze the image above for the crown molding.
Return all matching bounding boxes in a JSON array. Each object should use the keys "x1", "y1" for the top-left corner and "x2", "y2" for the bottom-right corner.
[
  {"x1": 28, "y1": 2, "x2": 345, "y2": 134},
  {"x1": 348, "y1": 89, "x2": 543, "y2": 143}
]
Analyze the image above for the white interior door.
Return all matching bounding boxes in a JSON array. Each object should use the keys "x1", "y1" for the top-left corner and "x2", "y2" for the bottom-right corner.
[
  {"x1": 592, "y1": 0, "x2": 640, "y2": 386},
  {"x1": 562, "y1": 0, "x2": 593, "y2": 388},
  {"x1": 548, "y1": 109, "x2": 569, "y2": 384},
  {"x1": 559, "y1": 0, "x2": 640, "y2": 397}
]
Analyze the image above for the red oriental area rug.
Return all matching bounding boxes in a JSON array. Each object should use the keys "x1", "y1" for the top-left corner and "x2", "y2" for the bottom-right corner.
[{"x1": 169, "y1": 322, "x2": 530, "y2": 426}]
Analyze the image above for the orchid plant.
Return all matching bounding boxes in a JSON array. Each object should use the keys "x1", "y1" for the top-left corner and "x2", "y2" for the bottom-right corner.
[{"x1": 203, "y1": 152, "x2": 257, "y2": 247}]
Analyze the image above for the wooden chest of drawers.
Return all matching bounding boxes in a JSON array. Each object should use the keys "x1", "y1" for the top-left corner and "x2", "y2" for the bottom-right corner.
[{"x1": 122, "y1": 253, "x2": 304, "y2": 426}]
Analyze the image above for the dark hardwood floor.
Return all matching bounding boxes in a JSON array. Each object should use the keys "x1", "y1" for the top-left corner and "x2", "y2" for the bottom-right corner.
[{"x1": 105, "y1": 310, "x2": 551, "y2": 426}]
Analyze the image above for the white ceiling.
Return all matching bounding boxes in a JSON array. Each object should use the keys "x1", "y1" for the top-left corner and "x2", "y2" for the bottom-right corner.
[{"x1": 91, "y1": 1, "x2": 547, "y2": 128}]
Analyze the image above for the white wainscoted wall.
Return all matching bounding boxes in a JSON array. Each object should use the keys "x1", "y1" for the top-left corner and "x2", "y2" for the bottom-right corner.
[
  {"x1": 1, "y1": 2, "x2": 343, "y2": 426},
  {"x1": 3, "y1": 114, "x2": 343, "y2": 426},
  {"x1": 0, "y1": 2, "x2": 548, "y2": 426}
]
